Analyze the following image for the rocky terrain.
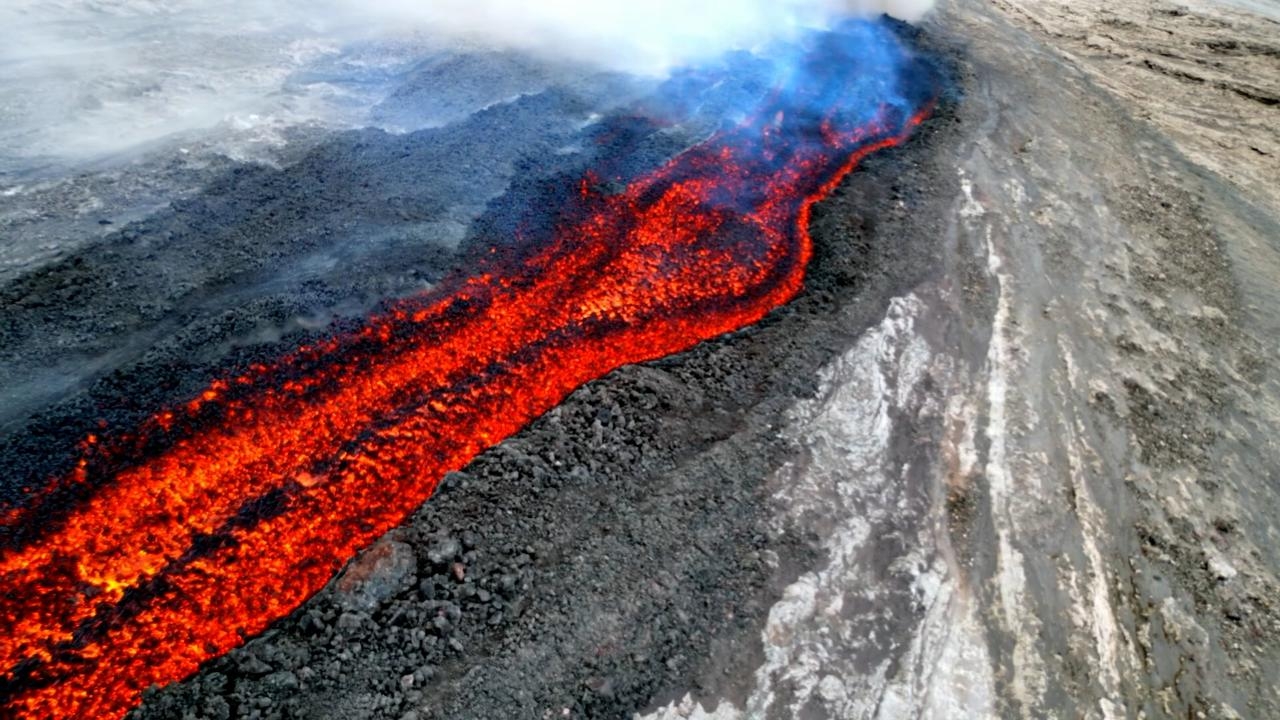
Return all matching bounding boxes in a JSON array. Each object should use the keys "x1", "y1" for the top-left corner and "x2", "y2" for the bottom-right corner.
[
  {"x1": 992, "y1": 0, "x2": 1279, "y2": 215},
  {"x1": 3, "y1": 0, "x2": 1278, "y2": 718}
]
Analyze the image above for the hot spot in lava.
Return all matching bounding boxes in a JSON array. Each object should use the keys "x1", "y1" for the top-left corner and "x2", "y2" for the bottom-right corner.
[{"x1": 0, "y1": 20, "x2": 936, "y2": 719}]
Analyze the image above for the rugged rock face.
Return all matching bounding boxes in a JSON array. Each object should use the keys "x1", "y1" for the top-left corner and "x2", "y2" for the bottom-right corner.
[
  {"x1": 4, "y1": 1, "x2": 1278, "y2": 718},
  {"x1": 990, "y1": 0, "x2": 1280, "y2": 216}
]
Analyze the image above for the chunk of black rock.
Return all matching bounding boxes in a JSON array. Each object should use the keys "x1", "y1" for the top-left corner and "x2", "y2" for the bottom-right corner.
[
  {"x1": 263, "y1": 671, "x2": 299, "y2": 691},
  {"x1": 585, "y1": 676, "x2": 614, "y2": 697},
  {"x1": 426, "y1": 536, "x2": 461, "y2": 566},
  {"x1": 236, "y1": 654, "x2": 272, "y2": 678},
  {"x1": 417, "y1": 578, "x2": 440, "y2": 601}
]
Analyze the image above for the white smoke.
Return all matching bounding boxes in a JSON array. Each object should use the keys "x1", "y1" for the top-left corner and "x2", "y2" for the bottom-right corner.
[
  {"x1": 847, "y1": 0, "x2": 937, "y2": 23},
  {"x1": 0, "y1": 0, "x2": 934, "y2": 165},
  {"x1": 332, "y1": 0, "x2": 936, "y2": 75},
  {"x1": 325, "y1": 0, "x2": 936, "y2": 74}
]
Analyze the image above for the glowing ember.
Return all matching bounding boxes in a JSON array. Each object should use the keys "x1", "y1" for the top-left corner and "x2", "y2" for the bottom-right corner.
[{"x1": 0, "y1": 23, "x2": 933, "y2": 719}]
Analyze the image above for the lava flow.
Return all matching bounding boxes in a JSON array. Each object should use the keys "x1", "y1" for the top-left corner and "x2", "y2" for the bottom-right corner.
[{"x1": 1, "y1": 23, "x2": 933, "y2": 719}]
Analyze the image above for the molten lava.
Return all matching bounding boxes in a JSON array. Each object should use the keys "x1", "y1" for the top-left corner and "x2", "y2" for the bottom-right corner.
[{"x1": 0, "y1": 23, "x2": 932, "y2": 719}]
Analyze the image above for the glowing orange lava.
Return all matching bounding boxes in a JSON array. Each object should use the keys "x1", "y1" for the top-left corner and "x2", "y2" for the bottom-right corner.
[{"x1": 0, "y1": 35, "x2": 931, "y2": 718}]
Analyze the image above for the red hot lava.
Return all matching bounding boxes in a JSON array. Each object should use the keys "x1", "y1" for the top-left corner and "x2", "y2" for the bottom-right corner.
[{"x1": 0, "y1": 24, "x2": 932, "y2": 719}]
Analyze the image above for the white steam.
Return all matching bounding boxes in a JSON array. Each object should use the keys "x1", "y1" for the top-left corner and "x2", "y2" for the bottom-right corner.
[
  {"x1": 335, "y1": 0, "x2": 936, "y2": 74},
  {"x1": 0, "y1": 0, "x2": 934, "y2": 166}
]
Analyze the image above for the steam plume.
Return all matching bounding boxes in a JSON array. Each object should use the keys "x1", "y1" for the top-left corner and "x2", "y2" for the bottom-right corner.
[
  {"x1": 336, "y1": 0, "x2": 936, "y2": 74},
  {"x1": 0, "y1": 0, "x2": 934, "y2": 164}
]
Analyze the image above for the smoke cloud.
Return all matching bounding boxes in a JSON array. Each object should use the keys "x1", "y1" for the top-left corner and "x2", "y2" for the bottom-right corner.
[
  {"x1": 0, "y1": 0, "x2": 934, "y2": 165},
  {"x1": 335, "y1": 0, "x2": 936, "y2": 74}
]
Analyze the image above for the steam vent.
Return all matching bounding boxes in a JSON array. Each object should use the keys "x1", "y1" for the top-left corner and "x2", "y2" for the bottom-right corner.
[{"x1": 2, "y1": 1, "x2": 1279, "y2": 718}]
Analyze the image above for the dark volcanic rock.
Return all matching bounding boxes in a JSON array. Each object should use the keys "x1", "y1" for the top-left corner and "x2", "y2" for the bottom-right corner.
[{"x1": 333, "y1": 537, "x2": 419, "y2": 614}]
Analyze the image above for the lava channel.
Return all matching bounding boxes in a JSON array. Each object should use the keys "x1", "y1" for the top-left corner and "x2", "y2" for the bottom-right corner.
[{"x1": 1, "y1": 25, "x2": 933, "y2": 719}]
